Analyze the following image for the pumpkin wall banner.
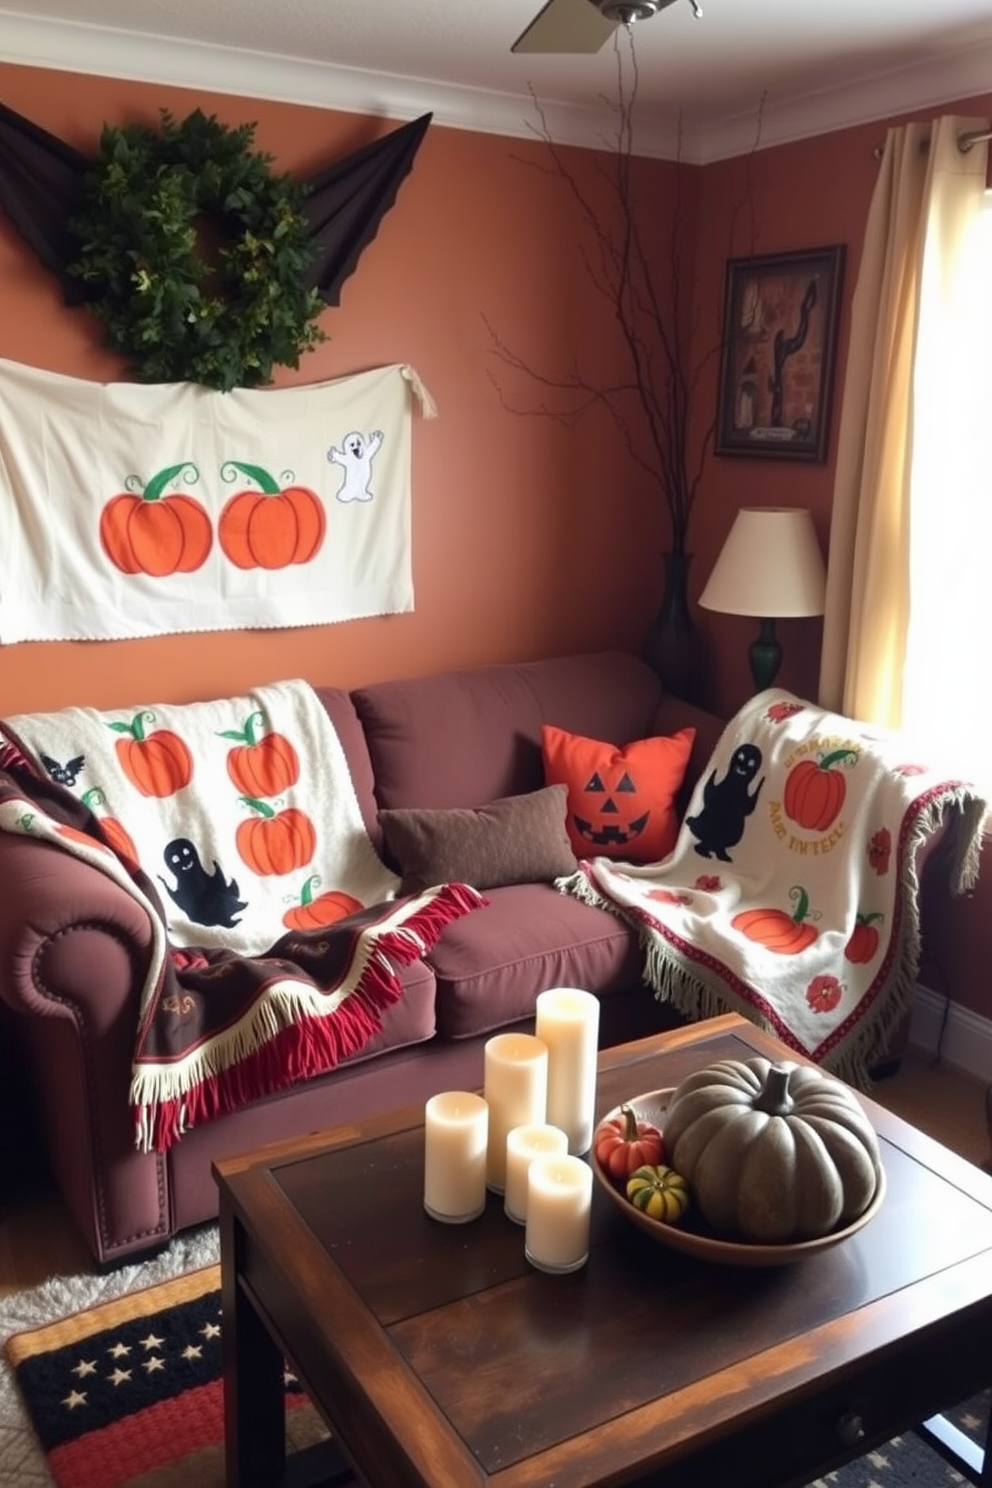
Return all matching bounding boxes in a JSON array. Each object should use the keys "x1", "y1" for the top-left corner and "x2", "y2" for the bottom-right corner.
[{"x1": 0, "y1": 358, "x2": 433, "y2": 642}]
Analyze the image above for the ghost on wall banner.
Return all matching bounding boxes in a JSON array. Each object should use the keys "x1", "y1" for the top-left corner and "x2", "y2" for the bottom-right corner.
[{"x1": 0, "y1": 359, "x2": 435, "y2": 643}]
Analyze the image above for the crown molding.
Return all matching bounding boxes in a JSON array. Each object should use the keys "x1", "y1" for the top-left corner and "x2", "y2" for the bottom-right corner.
[
  {"x1": 694, "y1": 33, "x2": 992, "y2": 164},
  {"x1": 0, "y1": 11, "x2": 663, "y2": 153},
  {"x1": 1, "y1": 10, "x2": 990, "y2": 164}
]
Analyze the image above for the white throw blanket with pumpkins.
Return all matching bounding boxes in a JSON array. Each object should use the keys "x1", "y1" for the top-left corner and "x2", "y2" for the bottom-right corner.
[
  {"x1": 561, "y1": 689, "x2": 987, "y2": 1087},
  {"x1": 0, "y1": 680, "x2": 482, "y2": 1150}
]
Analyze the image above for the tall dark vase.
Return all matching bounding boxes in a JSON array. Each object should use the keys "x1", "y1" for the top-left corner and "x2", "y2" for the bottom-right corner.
[{"x1": 643, "y1": 550, "x2": 703, "y2": 703}]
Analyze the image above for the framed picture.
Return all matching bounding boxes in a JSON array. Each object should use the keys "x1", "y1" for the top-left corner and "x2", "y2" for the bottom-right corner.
[{"x1": 715, "y1": 245, "x2": 845, "y2": 463}]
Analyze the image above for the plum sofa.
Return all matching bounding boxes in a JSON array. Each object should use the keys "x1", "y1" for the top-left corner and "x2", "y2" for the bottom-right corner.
[{"x1": 0, "y1": 650, "x2": 725, "y2": 1267}]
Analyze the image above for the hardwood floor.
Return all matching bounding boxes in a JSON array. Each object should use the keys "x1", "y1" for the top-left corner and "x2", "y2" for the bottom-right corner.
[
  {"x1": 870, "y1": 1047, "x2": 991, "y2": 1170},
  {"x1": 0, "y1": 1181, "x2": 95, "y2": 1299},
  {"x1": 0, "y1": 1047, "x2": 989, "y2": 1302}
]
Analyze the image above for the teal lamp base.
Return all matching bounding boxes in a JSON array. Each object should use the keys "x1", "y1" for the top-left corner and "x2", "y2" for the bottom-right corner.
[{"x1": 749, "y1": 618, "x2": 782, "y2": 692}]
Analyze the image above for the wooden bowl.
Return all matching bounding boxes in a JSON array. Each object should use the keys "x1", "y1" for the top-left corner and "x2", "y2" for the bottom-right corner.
[{"x1": 591, "y1": 1088, "x2": 886, "y2": 1267}]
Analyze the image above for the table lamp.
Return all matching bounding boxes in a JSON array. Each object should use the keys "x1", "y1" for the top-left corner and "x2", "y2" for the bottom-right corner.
[{"x1": 698, "y1": 507, "x2": 826, "y2": 692}]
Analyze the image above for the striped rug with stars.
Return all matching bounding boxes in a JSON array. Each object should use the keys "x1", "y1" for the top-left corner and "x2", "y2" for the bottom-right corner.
[
  {"x1": 4, "y1": 1265, "x2": 324, "y2": 1488},
  {"x1": 4, "y1": 1261, "x2": 988, "y2": 1488}
]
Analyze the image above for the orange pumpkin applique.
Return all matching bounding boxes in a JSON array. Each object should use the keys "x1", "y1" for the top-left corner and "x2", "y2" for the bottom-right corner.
[
  {"x1": 844, "y1": 911, "x2": 884, "y2": 964},
  {"x1": 81, "y1": 786, "x2": 139, "y2": 867},
  {"x1": 220, "y1": 711, "x2": 301, "y2": 798},
  {"x1": 236, "y1": 798, "x2": 317, "y2": 875},
  {"x1": 54, "y1": 822, "x2": 109, "y2": 853},
  {"x1": 100, "y1": 462, "x2": 213, "y2": 577},
  {"x1": 783, "y1": 747, "x2": 858, "y2": 831},
  {"x1": 108, "y1": 712, "x2": 194, "y2": 798},
  {"x1": 217, "y1": 460, "x2": 326, "y2": 571},
  {"x1": 731, "y1": 885, "x2": 819, "y2": 955},
  {"x1": 282, "y1": 875, "x2": 362, "y2": 931}
]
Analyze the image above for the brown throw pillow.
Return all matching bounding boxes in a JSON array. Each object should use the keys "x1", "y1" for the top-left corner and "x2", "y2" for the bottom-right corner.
[{"x1": 379, "y1": 785, "x2": 577, "y2": 894}]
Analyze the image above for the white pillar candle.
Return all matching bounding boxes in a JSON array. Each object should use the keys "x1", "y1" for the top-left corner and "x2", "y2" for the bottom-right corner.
[
  {"x1": 423, "y1": 1091, "x2": 489, "y2": 1224},
  {"x1": 483, "y1": 1032, "x2": 549, "y2": 1192},
  {"x1": 535, "y1": 987, "x2": 600, "y2": 1155},
  {"x1": 504, "y1": 1123, "x2": 569, "y2": 1225},
  {"x1": 524, "y1": 1153, "x2": 594, "y2": 1273}
]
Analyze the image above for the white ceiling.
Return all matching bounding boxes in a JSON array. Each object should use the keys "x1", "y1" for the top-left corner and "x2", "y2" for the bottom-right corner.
[{"x1": 2, "y1": 0, "x2": 992, "y2": 162}]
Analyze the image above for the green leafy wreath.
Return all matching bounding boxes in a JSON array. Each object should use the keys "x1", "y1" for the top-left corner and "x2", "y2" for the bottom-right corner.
[{"x1": 68, "y1": 109, "x2": 327, "y2": 392}]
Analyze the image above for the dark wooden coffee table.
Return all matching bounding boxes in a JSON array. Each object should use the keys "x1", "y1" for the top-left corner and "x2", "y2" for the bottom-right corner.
[{"x1": 213, "y1": 1012, "x2": 992, "y2": 1488}]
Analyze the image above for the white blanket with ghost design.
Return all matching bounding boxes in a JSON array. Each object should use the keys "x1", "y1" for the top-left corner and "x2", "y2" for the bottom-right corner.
[
  {"x1": 561, "y1": 689, "x2": 987, "y2": 1087},
  {"x1": 4, "y1": 679, "x2": 401, "y2": 955},
  {"x1": 0, "y1": 680, "x2": 484, "y2": 1152}
]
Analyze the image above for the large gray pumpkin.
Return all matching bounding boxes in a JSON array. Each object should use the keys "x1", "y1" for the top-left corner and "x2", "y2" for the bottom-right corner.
[{"x1": 663, "y1": 1057, "x2": 882, "y2": 1243}]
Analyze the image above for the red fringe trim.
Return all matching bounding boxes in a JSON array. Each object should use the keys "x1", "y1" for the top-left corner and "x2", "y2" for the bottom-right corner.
[{"x1": 137, "y1": 882, "x2": 484, "y2": 1152}]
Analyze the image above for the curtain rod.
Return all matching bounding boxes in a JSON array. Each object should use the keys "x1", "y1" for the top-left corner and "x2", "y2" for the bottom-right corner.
[{"x1": 873, "y1": 126, "x2": 992, "y2": 160}]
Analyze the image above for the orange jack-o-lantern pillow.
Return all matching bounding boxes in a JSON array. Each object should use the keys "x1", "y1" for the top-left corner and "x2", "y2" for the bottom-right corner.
[{"x1": 541, "y1": 724, "x2": 696, "y2": 864}]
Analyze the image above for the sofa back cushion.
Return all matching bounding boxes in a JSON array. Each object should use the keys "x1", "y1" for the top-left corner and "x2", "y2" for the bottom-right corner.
[
  {"x1": 351, "y1": 652, "x2": 665, "y2": 812},
  {"x1": 650, "y1": 695, "x2": 728, "y2": 817}
]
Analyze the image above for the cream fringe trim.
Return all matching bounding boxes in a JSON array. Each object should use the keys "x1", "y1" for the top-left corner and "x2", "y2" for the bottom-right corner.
[{"x1": 558, "y1": 782, "x2": 988, "y2": 1094}]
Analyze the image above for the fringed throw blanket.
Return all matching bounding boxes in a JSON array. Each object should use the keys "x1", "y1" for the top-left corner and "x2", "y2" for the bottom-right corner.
[
  {"x1": 0, "y1": 681, "x2": 483, "y2": 1150},
  {"x1": 562, "y1": 689, "x2": 988, "y2": 1087}
]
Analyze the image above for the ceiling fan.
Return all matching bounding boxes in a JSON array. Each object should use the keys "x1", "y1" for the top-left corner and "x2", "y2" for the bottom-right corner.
[{"x1": 512, "y1": 0, "x2": 701, "y2": 55}]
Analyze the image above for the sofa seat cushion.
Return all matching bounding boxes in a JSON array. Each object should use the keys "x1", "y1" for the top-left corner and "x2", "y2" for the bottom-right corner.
[
  {"x1": 426, "y1": 882, "x2": 642, "y2": 1040},
  {"x1": 341, "y1": 955, "x2": 438, "y2": 1062}
]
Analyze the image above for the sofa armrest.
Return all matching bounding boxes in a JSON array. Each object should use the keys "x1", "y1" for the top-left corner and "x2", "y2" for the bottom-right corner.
[
  {"x1": 0, "y1": 831, "x2": 154, "y2": 1025},
  {"x1": 0, "y1": 832, "x2": 171, "y2": 1265}
]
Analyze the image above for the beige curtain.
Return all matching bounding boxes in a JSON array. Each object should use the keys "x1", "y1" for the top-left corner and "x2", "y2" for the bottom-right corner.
[{"x1": 818, "y1": 116, "x2": 989, "y2": 723}]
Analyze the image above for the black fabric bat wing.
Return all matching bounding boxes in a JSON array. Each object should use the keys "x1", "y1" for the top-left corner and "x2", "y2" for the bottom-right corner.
[{"x1": 0, "y1": 99, "x2": 431, "y2": 311}]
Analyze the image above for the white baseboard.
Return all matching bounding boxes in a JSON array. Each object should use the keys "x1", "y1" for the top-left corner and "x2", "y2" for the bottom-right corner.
[{"x1": 908, "y1": 984, "x2": 992, "y2": 1082}]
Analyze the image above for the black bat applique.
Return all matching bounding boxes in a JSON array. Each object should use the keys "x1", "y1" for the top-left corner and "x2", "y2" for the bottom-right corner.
[
  {"x1": 40, "y1": 752, "x2": 85, "y2": 787},
  {"x1": 160, "y1": 837, "x2": 248, "y2": 929}
]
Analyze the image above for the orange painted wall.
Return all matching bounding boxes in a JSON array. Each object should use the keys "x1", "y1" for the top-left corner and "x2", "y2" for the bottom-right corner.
[{"x1": 0, "y1": 64, "x2": 682, "y2": 713}]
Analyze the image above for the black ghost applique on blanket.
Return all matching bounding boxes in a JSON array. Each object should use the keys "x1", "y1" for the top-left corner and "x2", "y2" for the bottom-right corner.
[
  {"x1": 686, "y1": 743, "x2": 764, "y2": 861},
  {"x1": 161, "y1": 837, "x2": 248, "y2": 929}
]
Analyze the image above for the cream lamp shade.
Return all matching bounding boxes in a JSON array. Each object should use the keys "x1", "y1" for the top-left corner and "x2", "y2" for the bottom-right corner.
[{"x1": 699, "y1": 507, "x2": 826, "y2": 691}]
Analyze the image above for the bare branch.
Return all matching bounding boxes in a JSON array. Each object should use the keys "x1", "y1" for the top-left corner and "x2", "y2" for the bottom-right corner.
[{"x1": 486, "y1": 35, "x2": 761, "y2": 556}]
